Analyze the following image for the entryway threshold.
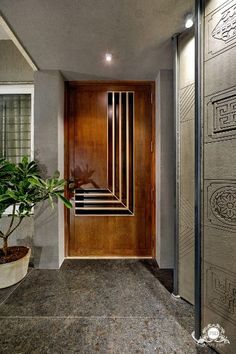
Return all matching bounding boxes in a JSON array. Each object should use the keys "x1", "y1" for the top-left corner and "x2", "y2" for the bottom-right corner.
[{"x1": 66, "y1": 256, "x2": 153, "y2": 259}]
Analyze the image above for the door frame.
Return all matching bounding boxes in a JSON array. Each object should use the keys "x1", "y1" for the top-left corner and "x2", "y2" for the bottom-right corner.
[{"x1": 64, "y1": 81, "x2": 156, "y2": 258}]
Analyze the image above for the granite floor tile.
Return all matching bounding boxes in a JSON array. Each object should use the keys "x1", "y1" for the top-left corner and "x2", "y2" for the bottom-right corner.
[
  {"x1": 137, "y1": 274, "x2": 194, "y2": 318},
  {"x1": 0, "y1": 268, "x2": 33, "y2": 305},
  {"x1": 0, "y1": 317, "x2": 217, "y2": 354},
  {"x1": 0, "y1": 262, "x2": 171, "y2": 317},
  {"x1": 0, "y1": 284, "x2": 18, "y2": 305},
  {"x1": 0, "y1": 260, "x2": 218, "y2": 354}
]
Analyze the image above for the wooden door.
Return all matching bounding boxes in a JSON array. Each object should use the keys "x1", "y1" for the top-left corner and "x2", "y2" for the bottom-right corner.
[{"x1": 65, "y1": 82, "x2": 155, "y2": 257}]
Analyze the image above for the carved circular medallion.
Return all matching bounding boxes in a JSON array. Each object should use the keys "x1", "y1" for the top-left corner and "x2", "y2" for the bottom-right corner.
[{"x1": 211, "y1": 186, "x2": 236, "y2": 225}]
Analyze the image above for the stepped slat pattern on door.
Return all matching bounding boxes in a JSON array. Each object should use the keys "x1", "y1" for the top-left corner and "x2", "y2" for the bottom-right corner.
[{"x1": 75, "y1": 92, "x2": 134, "y2": 215}]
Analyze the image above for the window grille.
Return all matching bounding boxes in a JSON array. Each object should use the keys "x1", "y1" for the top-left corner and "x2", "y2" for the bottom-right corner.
[{"x1": 0, "y1": 94, "x2": 31, "y2": 163}]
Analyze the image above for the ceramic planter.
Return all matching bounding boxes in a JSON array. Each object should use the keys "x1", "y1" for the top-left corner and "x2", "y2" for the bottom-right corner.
[{"x1": 0, "y1": 247, "x2": 31, "y2": 289}]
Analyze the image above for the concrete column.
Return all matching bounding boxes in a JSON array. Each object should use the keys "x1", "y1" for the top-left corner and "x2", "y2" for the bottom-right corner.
[
  {"x1": 33, "y1": 70, "x2": 65, "y2": 269},
  {"x1": 156, "y1": 70, "x2": 175, "y2": 268}
]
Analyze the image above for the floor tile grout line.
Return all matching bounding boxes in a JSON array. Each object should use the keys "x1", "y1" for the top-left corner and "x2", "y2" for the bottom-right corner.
[
  {"x1": 0, "y1": 315, "x2": 196, "y2": 338},
  {"x1": 0, "y1": 268, "x2": 35, "y2": 307},
  {"x1": 0, "y1": 315, "x2": 162, "y2": 319}
]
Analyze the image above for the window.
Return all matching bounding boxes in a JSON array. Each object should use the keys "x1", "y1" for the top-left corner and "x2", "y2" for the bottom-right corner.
[{"x1": 0, "y1": 85, "x2": 34, "y2": 163}]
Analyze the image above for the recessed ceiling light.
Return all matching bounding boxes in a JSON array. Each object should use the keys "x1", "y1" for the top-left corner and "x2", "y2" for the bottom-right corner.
[
  {"x1": 105, "y1": 53, "x2": 112, "y2": 62},
  {"x1": 185, "y1": 13, "x2": 194, "y2": 29}
]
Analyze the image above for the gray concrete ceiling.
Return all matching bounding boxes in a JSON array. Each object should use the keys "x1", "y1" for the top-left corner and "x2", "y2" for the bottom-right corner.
[{"x1": 0, "y1": 0, "x2": 194, "y2": 80}]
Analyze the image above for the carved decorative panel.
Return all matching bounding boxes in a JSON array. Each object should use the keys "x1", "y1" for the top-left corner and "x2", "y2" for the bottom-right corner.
[
  {"x1": 213, "y1": 95, "x2": 236, "y2": 133},
  {"x1": 212, "y1": 4, "x2": 236, "y2": 43},
  {"x1": 205, "y1": 262, "x2": 236, "y2": 325},
  {"x1": 211, "y1": 186, "x2": 236, "y2": 225},
  {"x1": 206, "y1": 181, "x2": 236, "y2": 232},
  {"x1": 206, "y1": 0, "x2": 236, "y2": 60},
  {"x1": 75, "y1": 91, "x2": 134, "y2": 215},
  {"x1": 203, "y1": 1, "x2": 236, "y2": 352},
  {"x1": 205, "y1": 86, "x2": 236, "y2": 143}
]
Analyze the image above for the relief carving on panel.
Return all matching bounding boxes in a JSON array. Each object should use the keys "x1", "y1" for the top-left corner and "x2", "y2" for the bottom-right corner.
[
  {"x1": 179, "y1": 83, "x2": 195, "y2": 260},
  {"x1": 179, "y1": 196, "x2": 194, "y2": 259},
  {"x1": 206, "y1": 181, "x2": 236, "y2": 232},
  {"x1": 205, "y1": 262, "x2": 236, "y2": 325},
  {"x1": 212, "y1": 4, "x2": 236, "y2": 43},
  {"x1": 205, "y1": 87, "x2": 236, "y2": 143},
  {"x1": 211, "y1": 186, "x2": 236, "y2": 225},
  {"x1": 179, "y1": 84, "x2": 194, "y2": 122},
  {"x1": 213, "y1": 95, "x2": 236, "y2": 133},
  {"x1": 206, "y1": 0, "x2": 236, "y2": 60}
]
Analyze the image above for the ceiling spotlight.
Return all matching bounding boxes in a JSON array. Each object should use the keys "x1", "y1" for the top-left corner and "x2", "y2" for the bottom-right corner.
[
  {"x1": 185, "y1": 13, "x2": 194, "y2": 29},
  {"x1": 105, "y1": 53, "x2": 112, "y2": 62}
]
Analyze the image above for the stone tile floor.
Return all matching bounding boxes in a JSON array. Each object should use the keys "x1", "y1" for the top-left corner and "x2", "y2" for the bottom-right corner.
[{"x1": 0, "y1": 260, "x2": 217, "y2": 354}]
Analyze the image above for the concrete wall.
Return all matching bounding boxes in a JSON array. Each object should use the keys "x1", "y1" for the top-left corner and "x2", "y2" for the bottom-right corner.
[
  {"x1": 0, "y1": 40, "x2": 33, "y2": 82},
  {"x1": 33, "y1": 70, "x2": 65, "y2": 269},
  {"x1": 0, "y1": 61, "x2": 64, "y2": 268},
  {"x1": 156, "y1": 69, "x2": 175, "y2": 268}
]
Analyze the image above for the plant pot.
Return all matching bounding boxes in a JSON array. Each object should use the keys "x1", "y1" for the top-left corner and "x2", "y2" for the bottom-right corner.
[{"x1": 0, "y1": 247, "x2": 31, "y2": 289}]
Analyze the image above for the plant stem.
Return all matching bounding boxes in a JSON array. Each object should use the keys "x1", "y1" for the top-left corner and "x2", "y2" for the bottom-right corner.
[
  {"x1": 5, "y1": 204, "x2": 16, "y2": 237},
  {"x1": 3, "y1": 238, "x2": 8, "y2": 256},
  {"x1": 6, "y1": 217, "x2": 24, "y2": 238}
]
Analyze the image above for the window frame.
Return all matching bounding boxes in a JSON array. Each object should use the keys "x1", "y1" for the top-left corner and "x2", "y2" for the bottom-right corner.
[
  {"x1": 0, "y1": 84, "x2": 34, "y2": 161},
  {"x1": 0, "y1": 84, "x2": 34, "y2": 215}
]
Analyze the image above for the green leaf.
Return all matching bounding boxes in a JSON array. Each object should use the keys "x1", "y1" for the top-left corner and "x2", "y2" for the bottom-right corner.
[
  {"x1": 57, "y1": 194, "x2": 72, "y2": 208},
  {"x1": 7, "y1": 190, "x2": 19, "y2": 200},
  {"x1": 0, "y1": 194, "x2": 12, "y2": 202},
  {"x1": 28, "y1": 177, "x2": 45, "y2": 187},
  {"x1": 48, "y1": 195, "x2": 54, "y2": 209},
  {"x1": 22, "y1": 156, "x2": 29, "y2": 165}
]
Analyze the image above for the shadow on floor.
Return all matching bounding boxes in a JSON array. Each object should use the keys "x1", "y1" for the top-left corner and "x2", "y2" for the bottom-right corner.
[{"x1": 139, "y1": 259, "x2": 174, "y2": 293}]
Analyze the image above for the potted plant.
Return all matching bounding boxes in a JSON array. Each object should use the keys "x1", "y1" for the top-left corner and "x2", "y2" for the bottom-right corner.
[{"x1": 0, "y1": 156, "x2": 72, "y2": 289}]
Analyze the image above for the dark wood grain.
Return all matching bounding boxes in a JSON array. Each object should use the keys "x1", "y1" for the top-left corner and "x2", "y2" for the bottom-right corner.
[{"x1": 65, "y1": 82, "x2": 155, "y2": 257}]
